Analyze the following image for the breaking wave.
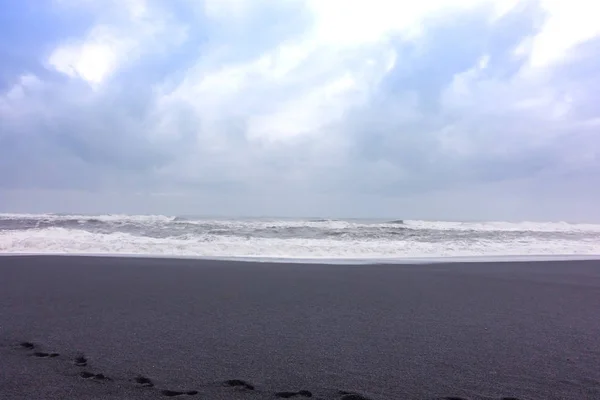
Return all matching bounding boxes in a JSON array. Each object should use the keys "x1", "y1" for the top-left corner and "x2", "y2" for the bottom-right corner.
[{"x1": 1, "y1": 213, "x2": 600, "y2": 261}]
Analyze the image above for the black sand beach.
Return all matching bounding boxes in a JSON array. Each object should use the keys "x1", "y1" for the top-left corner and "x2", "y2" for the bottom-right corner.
[{"x1": 1, "y1": 256, "x2": 600, "y2": 399}]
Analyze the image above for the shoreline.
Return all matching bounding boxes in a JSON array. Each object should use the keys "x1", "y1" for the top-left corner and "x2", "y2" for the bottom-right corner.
[
  {"x1": 2, "y1": 256, "x2": 600, "y2": 399},
  {"x1": 2, "y1": 252, "x2": 600, "y2": 265}
]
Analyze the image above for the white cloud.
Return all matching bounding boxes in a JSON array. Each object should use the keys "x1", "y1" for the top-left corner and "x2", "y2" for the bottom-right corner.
[
  {"x1": 47, "y1": 0, "x2": 186, "y2": 85},
  {"x1": 0, "y1": 74, "x2": 46, "y2": 121},
  {"x1": 156, "y1": 0, "x2": 408, "y2": 147},
  {"x1": 48, "y1": 29, "x2": 121, "y2": 84},
  {"x1": 152, "y1": 0, "x2": 542, "y2": 155},
  {"x1": 530, "y1": 0, "x2": 600, "y2": 67},
  {"x1": 306, "y1": 0, "x2": 520, "y2": 45},
  {"x1": 2, "y1": 74, "x2": 41, "y2": 103}
]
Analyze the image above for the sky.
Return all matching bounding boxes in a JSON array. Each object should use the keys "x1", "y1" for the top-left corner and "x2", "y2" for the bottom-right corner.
[{"x1": 1, "y1": 0, "x2": 599, "y2": 221}]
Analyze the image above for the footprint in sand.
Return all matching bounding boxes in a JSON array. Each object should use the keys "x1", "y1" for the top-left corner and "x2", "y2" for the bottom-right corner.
[
  {"x1": 337, "y1": 392, "x2": 372, "y2": 400},
  {"x1": 223, "y1": 379, "x2": 255, "y2": 391},
  {"x1": 275, "y1": 390, "x2": 313, "y2": 398},
  {"x1": 160, "y1": 389, "x2": 199, "y2": 397},
  {"x1": 33, "y1": 351, "x2": 60, "y2": 358},
  {"x1": 74, "y1": 354, "x2": 88, "y2": 367},
  {"x1": 18, "y1": 342, "x2": 59, "y2": 358},
  {"x1": 134, "y1": 375, "x2": 155, "y2": 387},
  {"x1": 79, "y1": 371, "x2": 112, "y2": 381}
]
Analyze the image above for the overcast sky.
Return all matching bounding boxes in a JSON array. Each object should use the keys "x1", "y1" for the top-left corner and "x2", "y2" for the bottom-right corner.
[{"x1": 1, "y1": 0, "x2": 599, "y2": 221}]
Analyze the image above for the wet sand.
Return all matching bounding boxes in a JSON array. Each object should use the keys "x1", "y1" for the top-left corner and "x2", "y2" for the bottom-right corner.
[{"x1": 1, "y1": 255, "x2": 600, "y2": 399}]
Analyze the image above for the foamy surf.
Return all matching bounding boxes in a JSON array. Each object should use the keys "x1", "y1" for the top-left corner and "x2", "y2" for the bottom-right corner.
[{"x1": 1, "y1": 213, "x2": 600, "y2": 262}]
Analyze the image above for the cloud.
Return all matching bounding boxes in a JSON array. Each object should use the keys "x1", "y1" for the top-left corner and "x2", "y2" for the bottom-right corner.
[
  {"x1": 529, "y1": 0, "x2": 600, "y2": 67},
  {"x1": 1, "y1": 0, "x2": 599, "y2": 219},
  {"x1": 47, "y1": 0, "x2": 187, "y2": 85}
]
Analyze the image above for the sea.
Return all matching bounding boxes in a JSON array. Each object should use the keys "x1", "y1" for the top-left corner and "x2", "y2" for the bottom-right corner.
[{"x1": 1, "y1": 213, "x2": 600, "y2": 263}]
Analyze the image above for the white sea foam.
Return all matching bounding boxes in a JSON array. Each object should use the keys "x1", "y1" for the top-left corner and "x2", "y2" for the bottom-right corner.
[
  {"x1": 1, "y1": 226, "x2": 600, "y2": 261},
  {"x1": 2, "y1": 213, "x2": 600, "y2": 261}
]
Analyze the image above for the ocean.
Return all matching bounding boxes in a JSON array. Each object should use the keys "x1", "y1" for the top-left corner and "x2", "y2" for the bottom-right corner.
[{"x1": 1, "y1": 213, "x2": 600, "y2": 262}]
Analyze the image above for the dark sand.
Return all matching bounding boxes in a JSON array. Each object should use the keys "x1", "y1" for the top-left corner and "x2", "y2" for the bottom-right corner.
[{"x1": 1, "y1": 256, "x2": 600, "y2": 400}]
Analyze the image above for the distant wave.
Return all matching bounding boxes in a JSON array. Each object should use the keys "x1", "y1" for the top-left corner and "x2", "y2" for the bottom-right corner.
[{"x1": 3, "y1": 214, "x2": 600, "y2": 239}]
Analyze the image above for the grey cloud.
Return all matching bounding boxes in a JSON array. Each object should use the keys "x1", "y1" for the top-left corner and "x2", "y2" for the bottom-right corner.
[
  {"x1": 1, "y1": 1, "x2": 600, "y2": 220},
  {"x1": 325, "y1": 3, "x2": 598, "y2": 199}
]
